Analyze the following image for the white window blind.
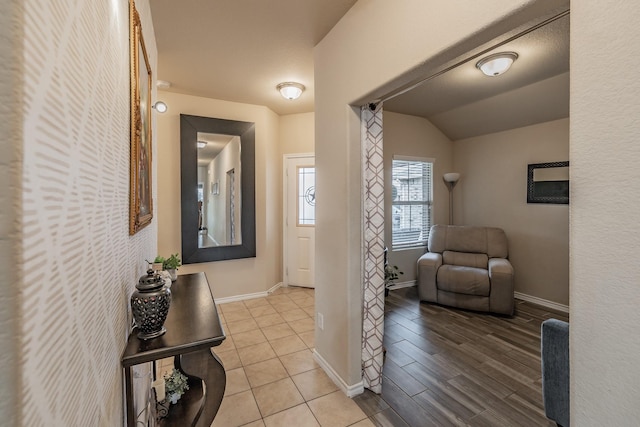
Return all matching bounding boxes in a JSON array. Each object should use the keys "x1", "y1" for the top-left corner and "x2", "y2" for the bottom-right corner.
[{"x1": 391, "y1": 158, "x2": 433, "y2": 248}]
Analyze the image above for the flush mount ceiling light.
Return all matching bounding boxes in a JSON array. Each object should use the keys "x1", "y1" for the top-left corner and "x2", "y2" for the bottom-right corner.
[
  {"x1": 152, "y1": 101, "x2": 168, "y2": 113},
  {"x1": 197, "y1": 141, "x2": 207, "y2": 149},
  {"x1": 476, "y1": 52, "x2": 518, "y2": 77},
  {"x1": 277, "y1": 82, "x2": 305, "y2": 100}
]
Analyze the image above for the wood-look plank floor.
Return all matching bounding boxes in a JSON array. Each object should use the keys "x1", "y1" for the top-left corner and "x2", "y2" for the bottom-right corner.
[{"x1": 352, "y1": 286, "x2": 570, "y2": 427}]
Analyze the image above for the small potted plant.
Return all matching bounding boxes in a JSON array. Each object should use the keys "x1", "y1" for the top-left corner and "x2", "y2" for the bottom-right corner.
[
  {"x1": 163, "y1": 368, "x2": 189, "y2": 404},
  {"x1": 154, "y1": 253, "x2": 181, "y2": 281},
  {"x1": 384, "y1": 264, "x2": 403, "y2": 297}
]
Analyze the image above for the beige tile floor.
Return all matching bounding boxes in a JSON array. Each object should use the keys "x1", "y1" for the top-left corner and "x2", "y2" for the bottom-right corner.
[{"x1": 159, "y1": 286, "x2": 374, "y2": 427}]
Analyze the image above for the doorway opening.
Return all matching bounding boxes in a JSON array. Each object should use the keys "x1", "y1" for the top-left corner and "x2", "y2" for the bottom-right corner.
[{"x1": 359, "y1": 10, "x2": 570, "y2": 396}]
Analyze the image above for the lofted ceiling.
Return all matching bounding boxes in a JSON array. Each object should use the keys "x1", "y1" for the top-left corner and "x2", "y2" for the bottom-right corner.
[
  {"x1": 384, "y1": 13, "x2": 570, "y2": 140},
  {"x1": 150, "y1": 2, "x2": 569, "y2": 139}
]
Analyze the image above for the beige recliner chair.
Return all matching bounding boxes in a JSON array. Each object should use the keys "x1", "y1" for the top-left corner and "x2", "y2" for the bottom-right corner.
[{"x1": 417, "y1": 224, "x2": 514, "y2": 315}]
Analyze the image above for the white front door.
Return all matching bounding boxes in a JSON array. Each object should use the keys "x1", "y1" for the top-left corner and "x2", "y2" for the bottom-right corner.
[{"x1": 284, "y1": 154, "x2": 315, "y2": 288}]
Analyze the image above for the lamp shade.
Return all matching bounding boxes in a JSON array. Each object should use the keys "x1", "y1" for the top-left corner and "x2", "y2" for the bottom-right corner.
[
  {"x1": 443, "y1": 173, "x2": 460, "y2": 183},
  {"x1": 476, "y1": 52, "x2": 518, "y2": 77},
  {"x1": 277, "y1": 82, "x2": 305, "y2": 100}
]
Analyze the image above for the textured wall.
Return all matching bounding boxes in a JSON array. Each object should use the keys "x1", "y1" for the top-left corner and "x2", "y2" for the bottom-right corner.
[
  {"x1": 571, "y1": 2, "x2": 640, "y2": 424},
  {"x1": 20, "y1": 0, "x2": 158, "y2": 425},
  {"x1": 454, "y1": 119, "x2": 569, "y2": 305},
  {"x1": 279, "y1": 112, "x2": 315, "y2": 155}
]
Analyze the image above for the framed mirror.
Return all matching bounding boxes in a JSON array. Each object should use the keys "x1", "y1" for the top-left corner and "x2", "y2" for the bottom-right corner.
[
  {"x1": 527, "y1": 161, "x2": 569, "y2": 204},
  {"x1": 180, "y1": 114, "x2": 256, "y2": 263}
]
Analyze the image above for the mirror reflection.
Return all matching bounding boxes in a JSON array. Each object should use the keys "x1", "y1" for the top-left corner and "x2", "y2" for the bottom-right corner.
[
  {"x1": 532, "y1": 165, "x2": 568, "y2": 182},
  {"x1": 197, "y1": 132, "x2": 242, "y2": 248},
  {"x1": 180, "y1": 114, "x2": 255, "y2": 264}
]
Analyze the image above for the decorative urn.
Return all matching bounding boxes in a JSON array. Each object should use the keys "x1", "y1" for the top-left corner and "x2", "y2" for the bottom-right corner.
[{"x1": 131, "y1": 269, "x2": 172, "y2": 340}]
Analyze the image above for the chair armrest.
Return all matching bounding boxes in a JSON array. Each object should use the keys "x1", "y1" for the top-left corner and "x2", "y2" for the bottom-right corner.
[
  {"x1": 417, "y1": 252, "x2": 442, "y2": 302},
  {"x1": 488, "y1": 258, "x2": 513, "y2": 276},
  {"x1": 418, "y1": 252, "x2": 442, "y2": 268},
  {"x1": 488, "y1": 258, "x2": 514, "y2": 315},
  {"x1": 541, "y1": 319, "x2": 570, "y2": 427}
]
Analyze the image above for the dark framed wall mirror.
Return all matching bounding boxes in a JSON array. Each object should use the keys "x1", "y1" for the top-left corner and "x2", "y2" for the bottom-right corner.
[
  {"x1": 527, "y1": 161, "x2": 569, "y2": 204},
  {"x1": 180, "y1": 114, "x2": 256, "y2": 263}
]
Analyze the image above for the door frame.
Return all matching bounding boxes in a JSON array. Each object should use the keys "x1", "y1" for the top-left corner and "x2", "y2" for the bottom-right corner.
[{"x1": 283, "y1": 153, "x2": 315, "y2": 286}]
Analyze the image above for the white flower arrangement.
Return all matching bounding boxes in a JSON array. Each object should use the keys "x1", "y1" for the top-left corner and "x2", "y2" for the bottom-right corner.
[{"x1": 163, "y1": 368, "x2": 189, "y2": 404}]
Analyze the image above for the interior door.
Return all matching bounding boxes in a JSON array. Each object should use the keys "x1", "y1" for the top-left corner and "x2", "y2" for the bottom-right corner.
[{"x1": 284, "y1": 155, "x2": 315, "y2": 288}]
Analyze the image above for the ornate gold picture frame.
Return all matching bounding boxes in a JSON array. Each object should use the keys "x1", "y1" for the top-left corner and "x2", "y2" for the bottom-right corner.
[{"x1": 129, "y1": 0, "x2": 153, "y2": 235}]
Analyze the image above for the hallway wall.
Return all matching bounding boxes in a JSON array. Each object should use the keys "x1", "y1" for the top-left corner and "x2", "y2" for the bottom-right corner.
[
  {"x1": 19, "y1": 0, "x2": 158, "y2": 425},
  {"x1": 156, "y1": 91, "x2": 281, "y2": 299},
  {"x1": 571, "y1": 2, "x2": 640, "y2": 423}
]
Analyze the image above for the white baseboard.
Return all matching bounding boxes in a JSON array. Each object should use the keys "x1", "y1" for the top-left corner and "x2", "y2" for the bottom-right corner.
[
  {"x1": 215, "y1": 282, "x2": 284, "y2": 304},
  {"x1": 385, "y1": 282, "x2": 569, "y2": 314},
  {"x1": 387, "y1": 280, "x2": 416, "y2": 291},
  {"x1": 514, "y1": 291, "x2": 569, "y2": 314},
  {"x1": 313, "y1": 350, "x2": 364, "y2": 398}
]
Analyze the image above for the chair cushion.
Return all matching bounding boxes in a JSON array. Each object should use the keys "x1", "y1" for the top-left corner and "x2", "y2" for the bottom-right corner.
[
  {"x1": 428, "y1": 224, "x2": 508, "y2": 258},
  {"x1": 436, "y1": 265, "x2": 490, "y2": 296},
  {"x1": 442, "y1": 250, "x2": 488, "y2": 269}
]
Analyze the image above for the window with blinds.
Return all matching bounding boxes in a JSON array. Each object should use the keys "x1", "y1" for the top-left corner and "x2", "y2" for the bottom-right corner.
[{"x1": 391, "y1": 157, "x2": 433, "y2": 249}]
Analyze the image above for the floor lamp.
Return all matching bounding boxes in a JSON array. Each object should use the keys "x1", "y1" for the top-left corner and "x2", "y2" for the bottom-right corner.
[{"x1": 443, "y1": 173, "x2": 460, "y2": 225}]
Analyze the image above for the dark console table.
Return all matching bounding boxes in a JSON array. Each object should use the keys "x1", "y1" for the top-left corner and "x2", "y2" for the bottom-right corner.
[{"x1": 122, "y1": 272, "x2": 226, "y2": 427}]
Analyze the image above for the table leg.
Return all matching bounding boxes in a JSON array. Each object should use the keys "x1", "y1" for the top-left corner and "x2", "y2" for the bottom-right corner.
[
  {"x1": 179, "y1": 348, "x2": 226, "y2": 427},
  {"x1": 124, "y1": 366, "x2": 135, "y2": 427}
]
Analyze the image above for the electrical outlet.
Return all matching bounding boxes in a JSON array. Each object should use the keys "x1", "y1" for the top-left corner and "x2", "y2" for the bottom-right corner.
[{"x1": 317, "y1": 312, "x2": 324, "y2": 331}]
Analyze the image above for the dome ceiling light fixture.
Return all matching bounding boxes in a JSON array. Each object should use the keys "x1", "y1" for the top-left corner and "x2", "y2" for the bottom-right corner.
[
  {"x1": 152, "y1": 101, "x2": 168, "y2": 113},
  {"x1": 476, "y1": 52, "x2": 519, "y2": 77},
  {"x1": 277, "y1": 82, "x2": 305, "y2": 100}
]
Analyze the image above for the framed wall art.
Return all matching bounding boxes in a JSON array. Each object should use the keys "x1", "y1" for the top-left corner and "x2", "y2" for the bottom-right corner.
[
  {"x1": 129, "y1": 0, "x2": 153, "y2": 235},
  {"x1": 527, "y1": 161, "x2": 569, "y2": 204}
]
